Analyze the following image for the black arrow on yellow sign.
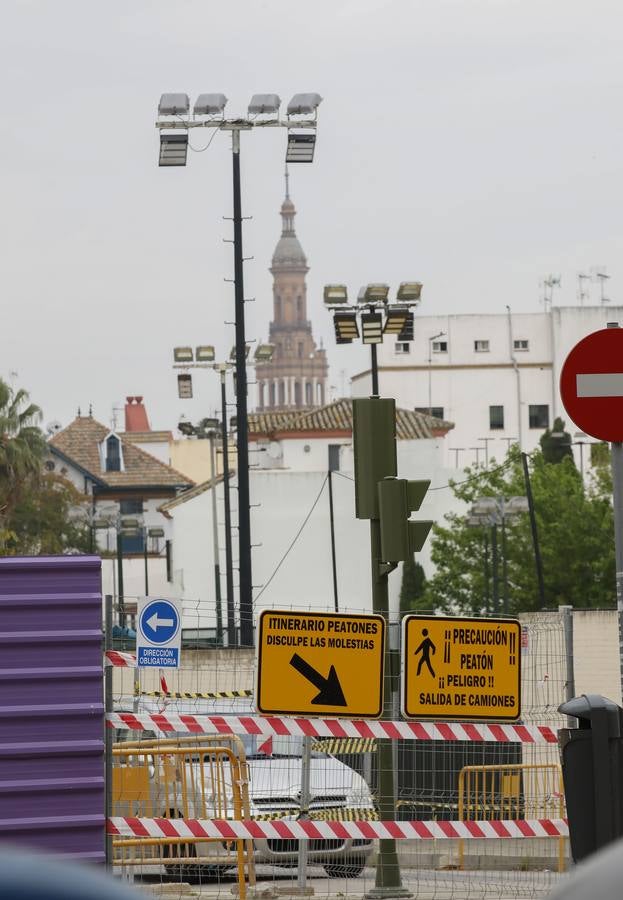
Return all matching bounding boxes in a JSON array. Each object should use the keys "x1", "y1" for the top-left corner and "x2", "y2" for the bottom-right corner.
[{"x1": 290, "y1": 653, "x2": 347, "y2": 706}]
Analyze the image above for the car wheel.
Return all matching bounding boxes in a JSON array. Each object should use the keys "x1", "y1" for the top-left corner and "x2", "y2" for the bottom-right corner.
[{"x1": 323, "y1": 859, "x2": 366, "y2": 878}]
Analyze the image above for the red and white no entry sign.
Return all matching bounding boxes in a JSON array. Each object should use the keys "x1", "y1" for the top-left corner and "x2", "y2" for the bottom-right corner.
[{"x1": 560, "y1": 326, "x2": 623, "y2": 443}]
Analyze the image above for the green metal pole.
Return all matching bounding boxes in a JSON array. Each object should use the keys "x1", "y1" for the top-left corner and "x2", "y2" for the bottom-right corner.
[
  {"x1": 367, "y1": 518, "x2": 410, "y2": 899},
  {"x1": 116, "y1": 531, "x2": 125, "y2": 629}
]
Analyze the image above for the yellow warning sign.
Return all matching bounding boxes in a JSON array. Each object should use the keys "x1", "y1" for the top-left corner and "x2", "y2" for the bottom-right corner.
[
  {"x1": 256, "y1": 610, "x2": 385, "y2": 718},
  {"x1": 401, "y1": 615, "x2": 521, "y2": 721}
]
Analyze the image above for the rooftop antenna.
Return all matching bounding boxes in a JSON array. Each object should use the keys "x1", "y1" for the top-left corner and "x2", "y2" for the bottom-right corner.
[
  {"x1": 593, "y1": 266, "x2": 611, "y2": 304},
  {"x1": 577, "y1": 273, "x2": 591, "y2": 306},
  {"x1": 541, "y1": 275, "x2": 561, "y2": 312},
  {"x1": 110, "y1": 403, "x2": 123, "y2": 431}
]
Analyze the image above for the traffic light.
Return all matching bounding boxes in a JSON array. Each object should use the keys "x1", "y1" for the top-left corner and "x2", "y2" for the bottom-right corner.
[
  {"x1": 377, "y1": 477, "x2": 433, "y2": 562},
  {"x1": 352, "y1": 398, "x2": 397, "y2": 519}
]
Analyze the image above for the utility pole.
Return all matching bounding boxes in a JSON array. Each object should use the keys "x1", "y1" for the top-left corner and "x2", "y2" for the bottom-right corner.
[
  {"x1": 521, "y1": 452, "x2": 546, "y2": 608},
  {"x1": 220, "y1": 368, "x2": 236, "y2": 647}
]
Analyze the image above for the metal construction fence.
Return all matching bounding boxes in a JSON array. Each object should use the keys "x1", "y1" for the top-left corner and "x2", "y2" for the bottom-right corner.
[{"x1": 103, "y1": 602, "x2": 573, "y2": 899}]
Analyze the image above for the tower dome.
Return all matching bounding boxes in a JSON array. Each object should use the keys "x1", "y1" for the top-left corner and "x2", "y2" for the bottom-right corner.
[{"x1": 271, "y1": 172, "x2": 307, "y2": 271}]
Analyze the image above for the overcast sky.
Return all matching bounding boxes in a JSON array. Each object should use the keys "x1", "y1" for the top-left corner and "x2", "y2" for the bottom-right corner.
[{"x1": 2, "y1": 0, "x2": 623, "y2": 432}]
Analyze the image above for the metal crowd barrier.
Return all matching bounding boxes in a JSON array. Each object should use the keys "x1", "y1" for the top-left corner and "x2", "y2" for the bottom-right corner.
[
  {"x1": 458, "y1": 762, "x2": 566, "y2": 872},
  {"x1": 112, "y1": 734, "x2": 255, "y2": 896}
]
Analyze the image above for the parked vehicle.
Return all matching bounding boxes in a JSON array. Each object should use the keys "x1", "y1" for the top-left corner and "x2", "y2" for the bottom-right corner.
[{"x1": 114, "y1": 698, "x2": 375, "y2": 878}]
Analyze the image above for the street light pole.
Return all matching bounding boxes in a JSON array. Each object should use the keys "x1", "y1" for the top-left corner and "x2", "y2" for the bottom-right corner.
[
  {"x1": 370, "y1": 343, "x2": 379, "y2": 396},
  {"x1": 220, "y1": 369, "x2": 236, "y2": 647},
  {"x1": 231, "y1": 131, "x2": 253, "y2": 648},
  {"x1": 208, "y1": 430, "x2": 224, "y2": 646}
]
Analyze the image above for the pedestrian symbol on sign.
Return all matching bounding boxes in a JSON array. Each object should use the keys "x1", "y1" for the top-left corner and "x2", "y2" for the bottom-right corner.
[{"x1": 414, "y1": 628, "x2": 436, "y2": 677}]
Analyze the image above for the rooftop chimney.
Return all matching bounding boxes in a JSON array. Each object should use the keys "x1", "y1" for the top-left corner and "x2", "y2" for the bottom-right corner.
[{"x1": 124, "y1": 396, "x2": 150, "y2": 432}]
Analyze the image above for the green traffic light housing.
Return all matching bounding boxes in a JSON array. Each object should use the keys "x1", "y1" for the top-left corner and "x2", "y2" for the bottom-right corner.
[{"x1": 378, "y1": 477, "x2": 433, "y2": 562}]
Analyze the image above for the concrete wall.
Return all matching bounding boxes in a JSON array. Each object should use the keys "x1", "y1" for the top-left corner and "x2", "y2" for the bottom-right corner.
[{"x1": 167, "y1": 437, "x2": 458, "y2": 630}]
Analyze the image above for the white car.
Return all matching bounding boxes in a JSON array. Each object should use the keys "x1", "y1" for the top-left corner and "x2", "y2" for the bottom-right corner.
[{"x1": 114, "y1": 700, "x2": 375, "y2": 878}]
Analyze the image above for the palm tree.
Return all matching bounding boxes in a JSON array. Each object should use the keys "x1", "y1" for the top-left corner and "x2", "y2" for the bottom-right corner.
[{"x1": 0, "y1": 379, "x2": 46, "y2": 535}]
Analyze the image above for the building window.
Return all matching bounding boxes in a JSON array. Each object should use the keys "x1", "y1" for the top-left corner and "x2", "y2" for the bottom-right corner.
[
  {"x1": 305, "y1": 382, "x2": 313, "y2": 405},
  {"x1": 432, "y1": 341, "x2": 447, "y2": 353},
  {"x1": 514, "y1": 339, "x2": 529, "y2": 351},
  {"x1": 294, "y1": 381, "x2": 302, "y2": 407},
  {"x1": 296, "y1": 296, "x2": 303, "y2": 318},
  {"x1": 395, "y1": 342, "x2": 411, "y2": 354},
  {"x1": 489, "y1": 405, "x2": 504, "y2": 430},
  {"x1": 278, "y1": 381, "x2": 285, "y2": 406},
  {"x1": 269, "y1": 382, "x2": 276, "y2": 407},
  {"x1": 529, "y1": 404, "x2": 549, "y2": 429},
  {"x1": 474, "y1": 340, "x2": 490, "y2": 352},
  {"x1": 415, "y1": 407, "x2": 444, "y2": 420},
  {"x1": 298, "y1": 342, "x2": 304, "y2": 358},
  {"x1": 105, "y1": 435, "x2": 121, "y2": 471},
  {"x1": 120, "y1": 499, "x2": 143, "y2": 515},
  {"x1": 121, "y1": 532, "x2": 145, "y2": 554},
  {"x1": 328, "y1": 444, "x2": 340, "y2": 472}
]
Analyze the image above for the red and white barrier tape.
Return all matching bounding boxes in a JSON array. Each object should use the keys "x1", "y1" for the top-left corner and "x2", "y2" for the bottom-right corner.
[
  {"x1": 105, "y1": 650, "x2": 136, "y2": 667},
  {"x1": 107, "y1": 816, "x2": 568, "y2": 841},
  {"x1": 106, "y1": 711, "x2": 558, "y2": 744}
]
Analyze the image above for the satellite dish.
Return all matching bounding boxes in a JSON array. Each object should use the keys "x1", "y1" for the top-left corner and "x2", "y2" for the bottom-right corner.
[
  {"x1": 267, "y1": 441, "x2": 282, "y2": 460},
  {"x1": 46, "y1": 420, "x2": 62, "y2": 435}
]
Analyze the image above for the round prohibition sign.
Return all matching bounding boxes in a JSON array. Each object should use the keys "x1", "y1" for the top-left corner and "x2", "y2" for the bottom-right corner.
[
  {"x1": 140, "y1": 599, "x2": 180, "y2": 645},
  {"x1": 560, "y1": 327, "x2": 623, "y2": 443}
]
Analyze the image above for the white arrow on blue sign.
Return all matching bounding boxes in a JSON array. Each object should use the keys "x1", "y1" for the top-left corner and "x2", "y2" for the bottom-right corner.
[{"x1": 137, "y1": 597, "x2": 182, "y2": 668}]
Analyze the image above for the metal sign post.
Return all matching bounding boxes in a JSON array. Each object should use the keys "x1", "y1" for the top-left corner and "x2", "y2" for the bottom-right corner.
[
  {"x1": 560, "y1": 322, "x2": 623, "y2": 701},
  {"x1": 297, "y1": 736, "x2": 312, "y2": 892}
]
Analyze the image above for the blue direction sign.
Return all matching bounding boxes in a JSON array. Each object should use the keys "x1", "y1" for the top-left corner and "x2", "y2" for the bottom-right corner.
[{"x1": 137, "y1": 597, "x2": 182, "y2": 668}]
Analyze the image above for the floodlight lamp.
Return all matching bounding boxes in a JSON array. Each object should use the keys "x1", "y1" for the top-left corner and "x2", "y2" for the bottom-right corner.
[
  {"x1": 177, "y1": 373, "x2": 193, "y2": 399},
  {"x1": 195, "y1": 345, "x2": 215, "y2": 362},
  {"x1": 363, "y1": 284, "x2": 390, "y2": 304},
  {"x1": 248, "y1": 94, "x2": 281, "y2": 115},
  {"x1": 230, "y1": 344, "x2": 251, "y2": 361},
  {"x1": 92, "y1": 518, "x2": 111, "y2": 530},
  {"x1": 383, "y1": 307, "x2": 409, "y2": 335},
  {"x1": 254, "y1": 343, "x2": 275, "y2": 362},
  {"x1": 287, "y1": 93, "x2": 323, "y2": 115},
  {"x1": 361, "y1": 312, "x2": 384, "y2": 345},
  {"x1": 506, "y1": 496, "x2": 529, "y2": 513},
  {"x1": 323, "y1": 285, "x2": 349, "y2": 306},
  {"x1": 286, "y1": 132, "x2": 316, "y2": 163},
  {"x1": 472, "y1": 498, "x2": 498, "y2": 516},
  {"x1": 333, "y1": 312, "x2": 359, "y2": 344},
  {"x1": 120, "y1": 517, "x2": 140, "y2": 531},
  {"x1": 397, "y1": 282, "x2": 423, "y2": 303},
  {"x1": 200, "y1": 417, "x2": 220, "y2": 431},
  {"x1": 398, "y1": 311, "x2": 414, "y2": 342},
  {"x1": 159, "y1": 132, "x2": 188, "y2": 167},
  {"x1": 158, "y1": 93, "x2": 190, "y2": 116},
  {"x1": 178, "y1": 415, "x2": 195, "y2": 436},
  {"x1": 148, "y1": 527, "x2": 165, "y2": 538},
  {"x1": 173, "y1": 346, "x2": 194, "y2": 363},
  {"x1": 193, "y1": 93, "x2": 227, "y2": 116}
]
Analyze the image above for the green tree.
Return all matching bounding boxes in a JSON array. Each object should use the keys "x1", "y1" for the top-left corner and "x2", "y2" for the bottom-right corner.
[
  {"x1": 399, "y1": 557, "x2": 427, "y2": 614},
  {"x1": 540, "y1": 416, "x2": 573, "y2": 464},
  {"x1": 423, "y1": 445, "x2": 615, "y2": 614},
  {"x1": 4, "y1": 473, "x2": 91, "y2": 556},
  {"x1": 0, "y1": 379, "x2": 47, "y2": 546}
]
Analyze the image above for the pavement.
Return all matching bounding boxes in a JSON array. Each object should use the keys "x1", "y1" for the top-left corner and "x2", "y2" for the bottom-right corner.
[{"x1": 130, "y1": 863, "x2": 566, "y2": 899}]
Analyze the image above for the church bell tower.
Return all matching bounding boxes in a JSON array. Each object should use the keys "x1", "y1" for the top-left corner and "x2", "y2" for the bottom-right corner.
[{"x1": 256, "y1": 172, "x2": 328, "y2": 411}]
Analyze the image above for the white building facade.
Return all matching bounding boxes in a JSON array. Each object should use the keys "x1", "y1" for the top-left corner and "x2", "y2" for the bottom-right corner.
[{"x1": 352, "y1": 304, "x2": 623, "y2": 469}]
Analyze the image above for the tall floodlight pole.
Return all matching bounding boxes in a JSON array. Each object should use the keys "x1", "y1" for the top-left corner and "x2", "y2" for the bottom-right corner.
[
  {"x1": 230, "y1": 130, "x2": 253, "y2": 646},
  {"x1": 158, "y1": 91, "x2": 321, "y2": 647}
]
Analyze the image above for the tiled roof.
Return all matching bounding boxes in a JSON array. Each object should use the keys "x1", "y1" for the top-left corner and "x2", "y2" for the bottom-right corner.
[
  {"x1": 121, "y1": 431, "x2": 173, "y2": 444},
  {"x1": 248, "y1": 398, "x2": 454, "y2": 440},
  {"x1": 49, "y1": 417, "x2": 193, "y2": 489}
]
